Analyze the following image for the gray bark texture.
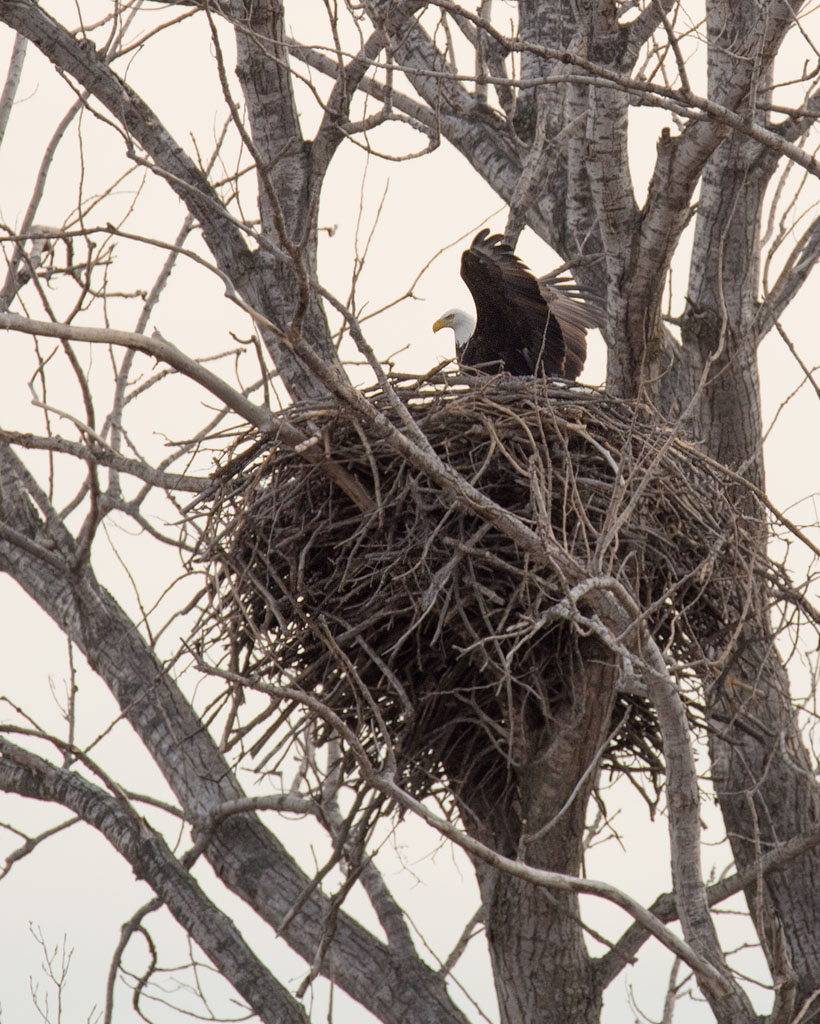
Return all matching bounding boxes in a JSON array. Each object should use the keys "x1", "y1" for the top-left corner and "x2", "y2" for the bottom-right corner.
[{"x1": 1, "y1": 2, "x2": 819, "y2": 1023}]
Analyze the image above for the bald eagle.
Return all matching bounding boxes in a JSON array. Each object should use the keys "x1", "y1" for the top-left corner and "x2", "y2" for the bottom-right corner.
[{"x1": 432, "y1": 229, "x2": 600, "y2": 379}]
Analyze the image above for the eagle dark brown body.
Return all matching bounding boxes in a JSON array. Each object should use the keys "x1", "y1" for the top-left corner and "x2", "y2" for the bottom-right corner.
[{"x1": 434, "y1": 230, "x2": 600, "y2": 379}]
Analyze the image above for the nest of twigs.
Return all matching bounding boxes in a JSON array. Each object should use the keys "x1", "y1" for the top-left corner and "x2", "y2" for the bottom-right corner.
[{"x1": 193, "y1": 374, "x2": 778, "y2": 801}]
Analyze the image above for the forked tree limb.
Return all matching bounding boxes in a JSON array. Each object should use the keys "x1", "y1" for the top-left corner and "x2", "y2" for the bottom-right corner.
[
  {"x1": 0, "y1": 440, "x2": 466, "y2": 1024},
  {"x1": 0, "y1": 736, "x2": 311, "y2": 1024}
]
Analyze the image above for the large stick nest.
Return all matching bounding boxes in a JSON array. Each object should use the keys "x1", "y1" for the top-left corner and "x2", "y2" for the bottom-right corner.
[{"x1": 193, "y1": 375, "x2": 785, "y2": 799}]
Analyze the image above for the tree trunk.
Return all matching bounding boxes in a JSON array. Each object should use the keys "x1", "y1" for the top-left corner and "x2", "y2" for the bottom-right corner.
[
  {"x1": 680, "y1": 8, "x2": 820, "y2": 1009},
  {"x1": 451, "y1": 639, "x2": 616, "y2": 1024},
  {"x1": 709, "y1": 631, "x2": 820, "y2": 1019}
]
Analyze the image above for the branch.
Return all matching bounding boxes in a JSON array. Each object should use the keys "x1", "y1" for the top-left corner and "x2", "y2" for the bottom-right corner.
[
  {"x1": 0, "y1": 3, "x2": 250, "y2": 287},
  {"x1": 597, "y1": 823, "x2": 820, "y2": 988},
  {"x1": 631, "y1": 600, "x2": 755, "y2": 1020},
  {"x1": 286, "y1": 34, "x2": 438, "y2": 133},
  {"x1": 310, "y1": 25, "x2": 390, "y2": 183},
  {"x1": 0, "y1": 311, "x2": 373, "y2": 512},
  {"x1": 0, "y1": 22, "x2": 27, "y2": 144},
  {"x1": 0, "y1": 736, "x2": 310, "y2": 1024},
  {"x1": 0, "y1": 1, "x2": 325, "y2": 399},
  {"x1": 226, "y1": 672, "x2": 735, "y2": 999},
  {"x1": 0, "y1": 428, "x2": 209, "y2": 494},
  {"x1": 626, "y1": 0, "x2": 677, "y2": 56},
  {"x1": 322, "y1": 784, "x2": 416, "y2": 958},
  {"x1": 0, "y1": 313, "x2": 273, "y2": 429},
  {"x1": 419, "y1": 0, "x2": 820, "y2": 177},
  {"x1": 757, "y1": 212, "x2": 820, "y2": 334},
  {"x1": 0, "y1": 443, "x2": 468, "y2": 1024}
]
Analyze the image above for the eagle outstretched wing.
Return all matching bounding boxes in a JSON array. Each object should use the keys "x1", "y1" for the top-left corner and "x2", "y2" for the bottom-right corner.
[{"x1": 458, "y1": 230, "x2": 600, "y2": 379}]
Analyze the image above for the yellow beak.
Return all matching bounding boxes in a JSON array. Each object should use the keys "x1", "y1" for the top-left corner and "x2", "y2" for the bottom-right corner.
[{"x1": 432, "y1": 316, "x2": 448, "y2": 333}]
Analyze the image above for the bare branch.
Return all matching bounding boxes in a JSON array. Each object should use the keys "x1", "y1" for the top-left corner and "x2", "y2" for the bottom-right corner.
[{"x1": 0, "y1": 736, "x2": 310, "y2": 1024}]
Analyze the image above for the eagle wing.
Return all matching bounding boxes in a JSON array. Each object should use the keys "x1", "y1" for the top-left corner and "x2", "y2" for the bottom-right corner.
[
  {"x1": 459, "y1": 230, "x2": 566, "y2": 375},
  {"x1": 537, "y1": 270, "x2": 605, "y2": 381}
]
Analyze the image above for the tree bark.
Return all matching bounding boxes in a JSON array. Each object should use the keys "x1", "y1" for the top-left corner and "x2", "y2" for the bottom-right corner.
[
  {"x1": 675, "y1": 6, "x2": 820, "y2": 1011},
  {"x1": 232, "y1": 0, "x2": 338, "y2": 379},
  {"x1": 451, "y1": 640, "x2": 617, "y2": 1024},
  {"x1": 709, "y1": 635, "x2": 820, "y2": 1019}
]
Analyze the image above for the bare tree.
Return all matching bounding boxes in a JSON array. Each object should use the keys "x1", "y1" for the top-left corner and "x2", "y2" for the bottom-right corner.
[{"x1": 0, "y1": 3, "x2": 819, "y2": 1024}]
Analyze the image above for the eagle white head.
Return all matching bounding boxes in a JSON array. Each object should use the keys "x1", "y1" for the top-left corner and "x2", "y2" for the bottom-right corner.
[{"x1": 432, "y1": 308, "x2": 476, "y2": 351}]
